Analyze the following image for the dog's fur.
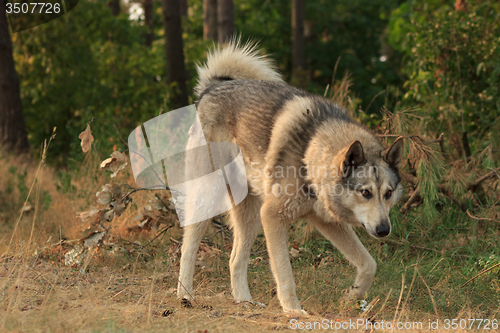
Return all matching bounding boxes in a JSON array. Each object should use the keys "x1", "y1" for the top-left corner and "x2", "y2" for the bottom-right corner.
[{"x1": 177, "y1": 41, "x2": 404, "y2": 314}]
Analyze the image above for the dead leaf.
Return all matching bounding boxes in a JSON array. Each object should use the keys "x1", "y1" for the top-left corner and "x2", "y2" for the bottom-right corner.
[
  {"x1": 113, "y1": 203, "x2": 126, "y2": 216},
  {"x1": 83, "y1": 231, "x2": 105, "y2": 248},
  {"x1": 110, "y1": 163, "x2": 127, "y2": 178},
  {"x1": 290, "y1": 247, "x2": 301, "y2": 259},
  {"x1": 78, "y1": 124, "x2": 94, "y2": 153},
  {"x1": 76, "y1": 207, "x2": 99, "y2": 221},
  {"x1": 111, "y1": 151, "x2": 128, "y2": 163},
  {"x1": 104, "y1": 210, "x2": 115, "y2": 221},
  {"x1": 100, "y1": 157, "x2": 114, "y2": 169},
  {"x1": 100, "y1": 151, "x2": 128, "y2": 178},
  {"x1": 96, "y1": 190, "x2": 112, "y2": 205},
  {"x1": 19, "y1": 202, "x2": 33, "y2": 213}
]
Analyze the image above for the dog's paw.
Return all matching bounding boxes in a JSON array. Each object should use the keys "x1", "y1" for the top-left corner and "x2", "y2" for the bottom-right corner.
[
  {"x1": 180, "y1": 297, "x2": 193, "y2": 308},
  {"x1": 284, "y1": 308, "x2": 310, "y2": 316},
  {"x1": 346, "y1": 285, "x2": 365, "y2": 299}
]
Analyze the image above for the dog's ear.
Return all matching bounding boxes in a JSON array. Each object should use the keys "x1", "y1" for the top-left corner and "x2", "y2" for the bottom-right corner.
[
  {"x1": 340, "y1": 140, "x2": 366, "y2": 177},
  {"x1": 383, "y1": 136, "x2": 404, "y2": 166}
]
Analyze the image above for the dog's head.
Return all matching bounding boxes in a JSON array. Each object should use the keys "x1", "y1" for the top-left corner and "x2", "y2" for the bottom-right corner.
[{"x1": 312, "y1": 137, "x2": 404, "y2": 238}]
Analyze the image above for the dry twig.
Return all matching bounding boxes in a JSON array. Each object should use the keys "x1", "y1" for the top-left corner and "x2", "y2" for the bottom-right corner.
[
  {"x1": 417, "y1": 269, "x2": 439, "y2": 317},
  {"x1": 400, "y1": 190, "x2": 421, "y2": 214},
  {"x1": 461, "y1": 262, "x2": 500, "y2": 288},
  {"x1": 467, "y1": 166, "x2": 500, "y2": 190},
  {"x1": 399, "y1": 170, "x2": 419, "y2": 186},
  {"x1": 466, "y1": 210, "x2": 500, "y2": 224}
]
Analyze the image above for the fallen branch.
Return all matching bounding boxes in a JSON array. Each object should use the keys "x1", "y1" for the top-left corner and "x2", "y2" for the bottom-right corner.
[
  {"x1": 142, "y1": 225, "x2": 174, "y2": 248},
  {"x1": 399, "y1": 170, "x2": 419, "y2": 186},
  {"x1": 466, "y1": 210, "x2": 500, "y2": 224},
  {"x1": 467, "y1": 166, "x2": 500, "y2": 191},
  {"x1": 169, "y1": 237, "x2": 181, "y2": 244},
  {"x1": 461, "y1": 262, "x2": 500, "y2": 288},
  {"x1": 400, "y1": 190, "x2": 421, "y2": 214}
]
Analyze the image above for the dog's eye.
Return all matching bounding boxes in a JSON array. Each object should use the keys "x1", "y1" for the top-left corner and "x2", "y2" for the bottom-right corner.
[
  {"x1": 385, "y1": 190, "x2": 392, "y2": 200},
  {"x1": 361, "y1": 189, "x2": 372, "y2": 199}
]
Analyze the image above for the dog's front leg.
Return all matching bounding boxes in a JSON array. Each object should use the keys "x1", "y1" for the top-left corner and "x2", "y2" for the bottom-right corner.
[
  {"x1": 261, "y1": 200, "x2": 307, "y2": 314},
  {"x1": 310, "y1": 217, "x2": 376, "y2": 299}
]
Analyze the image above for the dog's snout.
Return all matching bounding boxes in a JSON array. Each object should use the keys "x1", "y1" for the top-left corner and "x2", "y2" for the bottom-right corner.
[{"x1": 375, "y1": 223, "x2": 391, "y2": 238}]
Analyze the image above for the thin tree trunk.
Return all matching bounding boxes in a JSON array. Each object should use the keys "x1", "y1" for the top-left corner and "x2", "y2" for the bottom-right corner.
[
  {"x1": 217, "y1": 0, "x2": 234, "y2": 43},
  {"x1": 143, "y1": 0, "x2": 155, "y2": 46},
  {"x1": 108, "y1": 0, "x2": 120, "y2": 16},
  {"x1": 203, "y1": 0, "x2": 218, "y2": 41},
  {"x1": 162, "y1": 0, "x2": 189, "y2": 109},
  {"x1": 291, "y1": 0, "x2": 306, "y2": 87},
  {"x1": 0, "y1": 2, "x2": 30, "y2": 154},
  {"x1": 179, "y1": 0, "x2": 188, "y2": 17}
]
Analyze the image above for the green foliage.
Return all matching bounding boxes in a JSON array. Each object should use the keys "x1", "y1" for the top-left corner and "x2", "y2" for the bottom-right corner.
[
  {"x1": 476, "y1": 254, "x2": 500, "y2": 292},
  {"x1": 307, "y1": 0, "x2": 404, "y2": 107},
  {"x1": 10, "y1": 0, "x2": 406, "y2": 165},
  {"x1": 7, "y1": 166, "x2": 28, "y2": 201},
  {"x1": 1, "y1": 165, "x2": 52, "y2": 213},
  {"x1": 235, "y1": 0, "x2": 403, "y2": 110},
  {"x1": 388, "y1": 0, "x2": 500, "y2": 151},
  {"x1": 56, "y1": 170, "x2": 76, "y2": 194},
  {"x1": 235, "y1": 0, "x2": 291, "y2": 68},
  {"x1": 12, "y1": 0, "x2": 171, "y2": 165}
]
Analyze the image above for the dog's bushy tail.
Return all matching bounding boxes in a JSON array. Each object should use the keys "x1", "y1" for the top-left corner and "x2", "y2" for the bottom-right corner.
[{"x1": 195, "y1": 39, "x2": 283, "y2": 97}]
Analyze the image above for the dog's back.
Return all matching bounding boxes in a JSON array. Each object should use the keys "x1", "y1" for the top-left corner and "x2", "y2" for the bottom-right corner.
[{"x1": 194, "y1": 41, "x2": 359, "y2": 175}]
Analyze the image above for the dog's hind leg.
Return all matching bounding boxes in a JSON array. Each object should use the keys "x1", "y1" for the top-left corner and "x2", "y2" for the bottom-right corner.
[
  {"x1": 309, "y1": 217, "x2": 376, "y2": 299},
  {"x1": 229, "y1": 195, "x2": 262, "y2": 302},
  {"x1": 177, "y1": 219, "x2": 210, "y2": 300}
]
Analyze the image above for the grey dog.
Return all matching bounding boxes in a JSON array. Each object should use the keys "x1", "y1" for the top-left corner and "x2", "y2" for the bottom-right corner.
[{"x1": 177, "y1": 41, "x2": 404, "y2": 314}]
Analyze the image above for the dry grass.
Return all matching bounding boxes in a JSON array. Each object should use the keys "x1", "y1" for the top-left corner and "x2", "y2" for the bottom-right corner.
[
  {"x1": 2, "y1": 242, "x2": 497, "y2": 332},
  {"x1": 1, "y1": 146, "x2": 499, "y2": 332},
  {"x1": 0, "y1": 254, "x2": 300, "y2": 332}
]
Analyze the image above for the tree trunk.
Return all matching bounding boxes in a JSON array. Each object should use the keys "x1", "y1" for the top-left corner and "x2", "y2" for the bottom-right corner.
[
  {"x1": 179, "y1": 0, "x2": 188, "y2": 17},
  {"x1": 217, "y1": 0, "x2": 234, "y2": 43},
  {"x1": 0, "y1": 3, "x2": 30, "y2": 154},
  {"x1": 143, "y1": 0, "x2": 155, "y2": 46},
  {"x1": 291, "y1": 0, "x2": 306, "y2": 87},
  {"x1": 162, "y1": 0, "x2": 189, "y2": 109},
  {"x1": 203, "y1": 0, "x2": 218, "y2": 41},
  {"x1": 108, "y1": 0, "x2": 120, "y2": 16}
]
